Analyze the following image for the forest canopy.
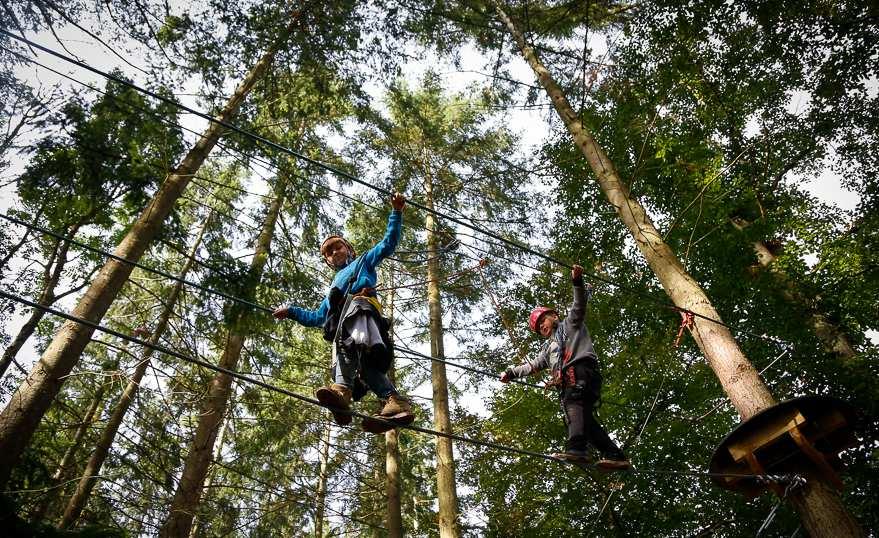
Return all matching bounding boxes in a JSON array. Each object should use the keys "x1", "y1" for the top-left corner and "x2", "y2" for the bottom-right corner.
[{"x1": 0, "y1": 1, "x2": 876, "y2": 536}]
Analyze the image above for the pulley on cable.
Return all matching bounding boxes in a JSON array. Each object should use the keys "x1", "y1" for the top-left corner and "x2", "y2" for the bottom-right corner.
[{"x1": 709, "y1": 395, "x2": 860, "y2": 497}]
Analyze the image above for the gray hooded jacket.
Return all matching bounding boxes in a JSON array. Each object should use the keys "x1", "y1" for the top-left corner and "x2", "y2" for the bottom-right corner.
[{"x1": 506, "y1": 277, "x2": 597, "y2": 384}]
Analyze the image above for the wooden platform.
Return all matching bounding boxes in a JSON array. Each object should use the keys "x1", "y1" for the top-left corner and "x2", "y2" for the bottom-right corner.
[{"x1": 709, "y1": 395, "x2": 858, "y2": 497}]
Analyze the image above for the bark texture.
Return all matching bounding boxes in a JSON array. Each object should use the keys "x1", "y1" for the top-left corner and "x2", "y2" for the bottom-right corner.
[
  {"x1": 385, "y1": 414, "x2": 403, "y2": 538},
  {"x1": 158, "y1": 174, "x2": 286, "y2": 538},
  {"x1": 423, "y1": 174, "x2": 460, "y2": 538},
  {"x1": 59, "y1": 216, "x2": 210, "y2": 529},
  {"x1": 383, "y1": 273, "x2": 403, "y2": 538},
  {"x1": 314, "y1": 423, "x2": 331, "y2": 538},
  {"x1": 491, "y1": 3, "x2": 863, "y2": 536},
  {"x1": 0, "y1": 26, "x2": 291, "y2": 487},
  {"x1": 187, "y1": 414, "x2": 229, "y2": 538},
  {"x1": 788, "y1": 475, "x2": 864, "y2": 537}
]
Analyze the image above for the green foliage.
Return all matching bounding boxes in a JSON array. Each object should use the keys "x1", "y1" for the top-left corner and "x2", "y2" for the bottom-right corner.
[
  {"x1": 1, "y1": 494, "x2": 124, "y2": 537},
  {"x1": 16, "y1": 76, "x2": 184, "y2": 231},
  {"x1": 155, "y1": 14, "x2": 193, "y2": 47},
  {"x1": 3, "y1": 0, "x2": 877, "y2": 536}
]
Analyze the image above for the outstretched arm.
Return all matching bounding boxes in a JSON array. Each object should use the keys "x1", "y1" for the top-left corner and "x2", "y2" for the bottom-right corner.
[
  {"x1": 500, "y1": 348, "x2": 550, "y2": 382},
  {"x1": 272, "y1": 297, "x2": 330, "y2": 327},
  {"x1": 361, "y1": 193, "x2": 404, "y2": 269}
]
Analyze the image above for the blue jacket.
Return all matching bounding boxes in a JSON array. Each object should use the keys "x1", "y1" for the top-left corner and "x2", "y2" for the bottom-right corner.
[{"x1": 286, "y1": 210, "x2": 401, "y2": 327}]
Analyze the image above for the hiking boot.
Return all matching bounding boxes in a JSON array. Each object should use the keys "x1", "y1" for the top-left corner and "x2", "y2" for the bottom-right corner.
[
  {"x1": 315, "y1": 384, "x2": 353, "y2": 426},
  {"x1": 379, "y1": 394, "x2": 412, "y2": 417},
  {"x1": 552, "y1": 449, "x2": 593, "y2": 464},
  {"x1": 361, "y1": 395, "x2": 414, "y2": 434},
  {"x1": 596, "y1": 458, "x2": 632, "y2": 472},
  {"x1": 361, "y1": 414, "x2": 397, "y2": 434}
]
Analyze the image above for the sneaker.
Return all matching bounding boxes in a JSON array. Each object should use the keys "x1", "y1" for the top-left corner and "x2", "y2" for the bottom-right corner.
[
  {"x1": 596, "y1": 458, "x2": 632, "y2": 472},
  {"x1": 315, "y1": 384, "x2": 353, "y2": 426}
]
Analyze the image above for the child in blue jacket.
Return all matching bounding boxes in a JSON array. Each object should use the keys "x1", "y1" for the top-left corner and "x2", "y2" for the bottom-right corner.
[{"x1": 274, "y1": 193, "x2": 413, "y2": 433}]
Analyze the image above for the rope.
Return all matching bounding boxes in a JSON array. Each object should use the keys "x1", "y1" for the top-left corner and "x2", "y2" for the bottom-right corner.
[
  {"x1": 373, "y1": 259, "x2": 483, "y2": 293},
  {"x1": 0, "y1": 212, "x2": 274, "y2": 315},
  {"x1": 0, "y1": 29, "x2": 790, "y2": 344},
  {"x1": 0, "y1": 212, "x2": 690, "y2": 412},
  {"x1": 686, "y1": 348, "x2": 792, "y2": 423},
  {"x1": 0, "y1": 288, "x2": 801, "y2": 484},
  {"x1": 0, "y1": 288, "x2": 559, "y2": 462},
  {"x1": 755, "y1": 476, "x2": 806, "y2": 537},
  {"x1": 0, "y1": 214, "x2": 495, "y2": 390},
  {"x1": 394, "y1": 344, "x2": 543, "y2": 390},
  {"x1": 0, "y1": 43, "x2": 486, "y2": 282}
]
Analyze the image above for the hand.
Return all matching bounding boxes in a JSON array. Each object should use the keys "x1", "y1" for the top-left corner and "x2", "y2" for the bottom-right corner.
[
  {"x1": 272, "y1": 307, "x2": 289, "y2": 320},
  {"x1": 500, "y1": 370, "x2": 512, "y2": 383},
  {"x1": 391, "y1": 192, "x2": 405, "y2": 211},
  {"x1": 572, "y1": 264, "x2": 583, "y2": 281}
]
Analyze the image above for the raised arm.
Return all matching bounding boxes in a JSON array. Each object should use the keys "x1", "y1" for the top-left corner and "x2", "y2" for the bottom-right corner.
[
  {"x1": 567, "y1": 264, "x2": 591, "y2": 326},
  {"x1": 361, "y1": 193, "x2": 404, "y2": 269}
]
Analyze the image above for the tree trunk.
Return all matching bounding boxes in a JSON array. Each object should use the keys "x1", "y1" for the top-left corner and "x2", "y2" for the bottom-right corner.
[
  {"x1": 0, "y1": 223, "x2": 78, "y2": 378},
  {"x1": 423, "y1": 172, "x2": 460, "y2": 538},
  {"x1": 58, "y1": 215, "x2": 211, "y2": 529},
  {"x1": 158, "y1": 174, "x2": 287, "y2": 538},
  {"x1": 383, "y1": 266, "x2": 403, "y2": 538},
  {"x1": 54, "y1": 386, "x2": 107, "y2": 484},
  {"x1": 731, "y1": 218, "x2": 857, "y2": 359},
  {"x1": 314, "y1": 423, "x2": 331, "y2": 538},
  {"x1": 29, "y1": 359, "x2": 112, "y2": 522},
  {"x1": 188, "y1": 413, "x2": 230, "y2": 538},
  {"x1": 0, "y1": 203, "x2": 45, "y2": 273},
  {"x1": 384, "y1": 393, "x2": 403, "y2": 538},
  {"x1": 492, "y1": 3, "x2": 863, "y2": 536},
  {"x1": 0, "y1": 23, "x2": 295, "y2": 488}
]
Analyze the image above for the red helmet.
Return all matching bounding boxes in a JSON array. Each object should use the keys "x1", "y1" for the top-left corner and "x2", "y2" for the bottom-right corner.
[{"x1": 528, "y1": 307, "x2": 556, "y2": 333}]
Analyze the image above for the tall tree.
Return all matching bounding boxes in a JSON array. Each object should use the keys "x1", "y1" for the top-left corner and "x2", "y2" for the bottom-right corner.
[
  {"x1": 313, "y1": 423, "x2": 331, "y2": 538},
  {"x1": 483, "y1": 1, "x2": 864, "y2": 535},
  {"x1": 57, "y1": 203, "x2": 215, "y2": 528},
  {"x1": 0, "y1": 17, "x2": 298, "y2": 488},
  {"x1": 1, "y1": 79, "x2": 185, "y2": 378},
  {"x1": 28, "y1": 351, "x2": 119, "y2": 522},
  {"x1": 361, "y1": 74, "x2": 528, "y2": 537},
  {"x1": 382, "y1": 263, "x2": 403, "y2": 538},
  {"x1": 159, "y1": 169, "x2": 287, "y2": 537}
]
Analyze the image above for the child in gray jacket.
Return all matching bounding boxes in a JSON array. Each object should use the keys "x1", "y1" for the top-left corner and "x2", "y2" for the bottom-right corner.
[{"x1": 500, "y1": 264, "x2": 630, "y2": 470}]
